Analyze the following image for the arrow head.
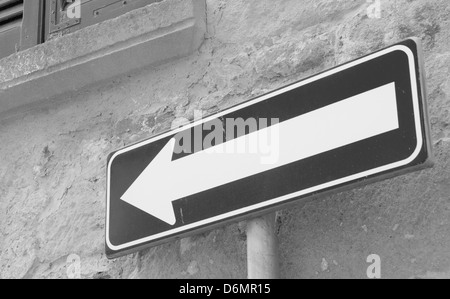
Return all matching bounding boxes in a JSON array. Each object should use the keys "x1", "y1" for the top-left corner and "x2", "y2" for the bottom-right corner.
[{"x1": 120, "y1": 139, "x2": 177, "y2": 225}]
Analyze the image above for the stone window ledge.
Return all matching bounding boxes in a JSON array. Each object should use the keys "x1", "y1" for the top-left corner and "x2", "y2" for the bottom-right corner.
[{"x1": 0, "y1": 0, "x2": 206, "y2": 114}]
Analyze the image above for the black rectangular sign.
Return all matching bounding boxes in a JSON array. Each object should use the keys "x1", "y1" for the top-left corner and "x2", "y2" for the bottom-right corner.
[{"x1": 106, "y1": 38, "x2": 432, "y2": 258}]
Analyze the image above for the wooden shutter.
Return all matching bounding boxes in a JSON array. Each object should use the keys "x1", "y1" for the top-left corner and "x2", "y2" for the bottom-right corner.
[
  {"x1": 0, "y1": 0, "x2": 44, "y2": 59},
  {"x1": 45, "y1": 0, "x2": 162, "y2": 40},
  {"x1": 0, "y1": 0, "x2": 24, "y2": 58}
]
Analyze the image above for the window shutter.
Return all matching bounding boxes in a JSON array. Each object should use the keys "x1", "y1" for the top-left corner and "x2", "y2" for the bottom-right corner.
[
  {"x1": 0, "y1": 0, "x2": 43, "y2": 60},
  {"x1": 0, "y1": 0, "x2": 24, "y2": 58},
  {"x1": 45, "y1": 0, "x2": 162, "y2": 40},
  {"x1": 0, "y1": 0, "x2": 163, "y2": 59}
]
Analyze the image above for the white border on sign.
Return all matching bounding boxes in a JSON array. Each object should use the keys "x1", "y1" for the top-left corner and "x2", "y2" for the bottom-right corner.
[{"x1": 106, "y1": 45, "x2": 423, "y2": 251}]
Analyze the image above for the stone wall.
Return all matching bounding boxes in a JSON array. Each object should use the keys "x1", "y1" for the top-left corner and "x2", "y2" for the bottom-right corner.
[{"x1": 1, "y1": 0, "x2": 449, "y2": 278}]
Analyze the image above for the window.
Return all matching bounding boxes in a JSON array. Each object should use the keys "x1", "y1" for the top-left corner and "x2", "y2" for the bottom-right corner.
[
  {"x1": 0, "y1": 0, "x2": 43, "y2": 59},
  {"x1": 0, "y1": 0, "x2": 161, "y2": 59}
]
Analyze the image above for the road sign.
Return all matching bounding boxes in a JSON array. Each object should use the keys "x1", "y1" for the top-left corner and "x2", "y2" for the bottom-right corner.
[{"x1": 106, "y1": 38, "x2": 432, "y2": 258}]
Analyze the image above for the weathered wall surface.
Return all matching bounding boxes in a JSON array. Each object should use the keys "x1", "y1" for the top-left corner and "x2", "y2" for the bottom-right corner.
[{"x1": 1, "y1": 0, "x2": 450, "y2": 278}]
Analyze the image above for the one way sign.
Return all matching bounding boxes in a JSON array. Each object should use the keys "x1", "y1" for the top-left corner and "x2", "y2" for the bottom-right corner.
[{"x1": 106, "y1": 39, "x2": 432, "y2": 258}]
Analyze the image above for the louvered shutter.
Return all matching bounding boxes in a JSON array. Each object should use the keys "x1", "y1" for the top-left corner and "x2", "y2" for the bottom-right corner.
[{"x1": 0, "y1": 0, "x2": 24, "y2": 59}]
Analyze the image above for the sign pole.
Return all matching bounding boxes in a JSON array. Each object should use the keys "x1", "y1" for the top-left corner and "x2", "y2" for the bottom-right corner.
[{"x1": 247, "y1": 213, "x2": 280, "y2": 279}]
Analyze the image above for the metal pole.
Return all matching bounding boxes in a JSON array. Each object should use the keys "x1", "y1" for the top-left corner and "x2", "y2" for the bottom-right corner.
[{"x1": 246, "y1": 212, "x2": 280, "y2": 279}]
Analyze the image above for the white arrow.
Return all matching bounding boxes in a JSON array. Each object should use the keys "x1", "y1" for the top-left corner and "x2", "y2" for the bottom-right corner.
[{"x1": 121, "y1": 82, "x2": 399, "y2": 225}]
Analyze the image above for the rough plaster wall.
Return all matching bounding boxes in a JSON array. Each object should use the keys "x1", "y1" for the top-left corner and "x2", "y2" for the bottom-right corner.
[{"x1": 0, "y1": 0, "x2": 449, "y2": 279}]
